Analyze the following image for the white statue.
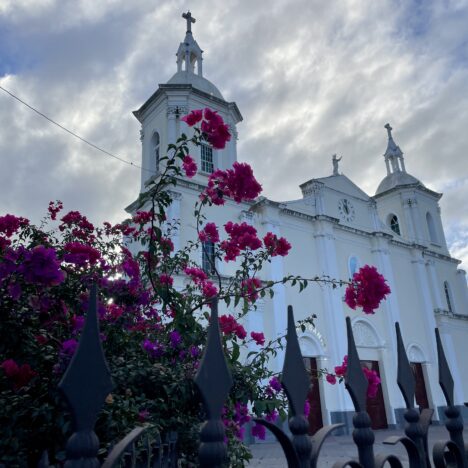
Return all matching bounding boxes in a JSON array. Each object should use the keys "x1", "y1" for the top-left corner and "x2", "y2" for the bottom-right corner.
[{"x1": 332, "y1": 154, "x2": 342, "y2": 175}]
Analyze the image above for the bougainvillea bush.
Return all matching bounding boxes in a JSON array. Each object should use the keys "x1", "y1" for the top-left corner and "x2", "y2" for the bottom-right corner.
[{"x1": 0, "y1": 108, "x2": 390, "y2": 467}]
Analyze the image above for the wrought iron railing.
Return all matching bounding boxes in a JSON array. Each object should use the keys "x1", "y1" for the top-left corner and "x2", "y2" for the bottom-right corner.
[{"x1": 37, "y1": 286, "x2": 468, "y2": 467}]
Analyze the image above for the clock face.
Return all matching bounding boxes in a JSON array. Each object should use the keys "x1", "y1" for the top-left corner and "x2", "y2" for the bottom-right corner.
[{"x1": 338, "y1": 199, "x2": 355, "y2": 222}]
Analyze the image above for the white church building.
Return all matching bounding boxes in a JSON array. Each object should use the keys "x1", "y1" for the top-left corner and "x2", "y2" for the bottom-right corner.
[{"x1": 126, "y1": 13, "x2": 468, "y2": 433}]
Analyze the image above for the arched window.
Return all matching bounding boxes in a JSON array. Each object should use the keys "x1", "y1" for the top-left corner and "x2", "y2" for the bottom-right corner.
[
  {"x1": 444, "y1": 281, "x2": 454, "y2": 313},
  {"x1": 151, "y1": 132, "x2": 160, "y2": 174},
  {"x1": 388, "y1": 214, "x2": 400, "y2": 235},
  {"x1": 348, "y1": 255, "x2": 360, "y2": 279},
  {"x1": 426, "y1": 212, "x2": 438, "y2": 243}
]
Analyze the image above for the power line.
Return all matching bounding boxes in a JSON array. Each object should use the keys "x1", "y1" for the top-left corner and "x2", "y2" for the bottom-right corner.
[{"x1": 0, "y1": 84, "x2": 152, "y2": 173}]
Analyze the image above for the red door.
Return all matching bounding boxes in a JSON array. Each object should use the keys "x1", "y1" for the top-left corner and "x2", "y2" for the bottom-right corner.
[
  {"x1": 360, "y1": 360, "x2": 388, "y2": 429},
  {"x1": 303, "y1": 357, "x2": 324, "y2": 435},
  {"x1": 411, "y1": 362, "x2": 429, "y2": 410}
]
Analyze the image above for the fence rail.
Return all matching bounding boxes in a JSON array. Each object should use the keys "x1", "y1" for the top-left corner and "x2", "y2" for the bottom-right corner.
[{"x1": 37, "y1": 286, "x2": 468, "y2": 467}]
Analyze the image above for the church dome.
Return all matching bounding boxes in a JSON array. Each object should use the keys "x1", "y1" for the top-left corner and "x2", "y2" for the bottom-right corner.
[
  {"x1": 375, "y1": 123, "x2": 423, "y2": 195},
  {"x1": 375, "y1": 171, "x2": 423, "y2": 195},
  {"x1": 167, "y1": 71, "x2": 224, "y2": 100}
]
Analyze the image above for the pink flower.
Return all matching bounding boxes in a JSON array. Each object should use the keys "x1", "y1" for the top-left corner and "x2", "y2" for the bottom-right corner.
[
  {"x1": 220, "y1": 222, "x2": 262, "y2": 262},
  {"x1": 250, "y1": 331, "x2": 265, "y2": 346},
  {"x1": 201, "y1": 108, "x2": 231, "y2": 149},
  {"x1": 169, "y1": 330, "x2": 182, "y2": 348},
  {"x1": 181, "y1": 109, "x2": 203, "y2": 126},
  {"x1": 0, "y1": 214, "x2": 29, "y2": 237},
  {"x1": 48, "y1": 201, "x2": 63, "y2": 220},
  {"x1": 326, "y1": 374, "x2": 337, "y2": 385},
  {"x1": 138, "y1": 409, "x2": 150, "y2": 422},
  {"x1": 344, "y1": 265, "x2": 391, "y2": 314},
  {"x1": 61, "y1": 339, "x2": 78, "y2": 356},
  {"x1": 304, "y1": 400, "x2": 311, "y2": 417},
  {"x1": 159, "y1": 274, "x2": 173, "y2": 287},
  {"x1": 132, "y1": 211, "x2": 153, "y2": 225},
  {"x1": 219, "y1": 314, "x2": 246, "y2": 339},
  {"x1": 252, "y1": 422, "x2": 266, "y2": 440},
  {"x1": 159, "y1": 237, "x2": 174, "y2": 256},
  {"x1": 263, "y1": 232, "x2": 291, "y2": 257},
  {"x1": 63, "y1": 242, "x2": 101, "y2": 266},
  {"x1": 202, "y1": 280, "x2": 218, "y2": 298},
  {"x1": 265, "y1": 410, "x2": 278, "y2": 422},
  {"x1": 184, "y1": 266, "x2": 208, "y2": 284},
  {"x1": 201, "y1": 162, "x2": 262, "y2": 206},
  {"x1": 1, "y1": 359, "x2": 37, "y2": 390},
  {"x1": 241, "y1": 277, "x2": 262, "y2": 302},
  {"x1": 199, "y1": 222, "x2": 219, "y2": 243},
  {"x1": 182, "y1": 155, "x2": 197, "y2": 178},
  {"x1": 142, "y1": 339, "x2": 165, "y2": 358},
  {"x1": 19, "y1": 245, "x2": 65, "y2": 286},
  {"x1": 268, "y1": 376, "x2": 282, "y2": 393}
]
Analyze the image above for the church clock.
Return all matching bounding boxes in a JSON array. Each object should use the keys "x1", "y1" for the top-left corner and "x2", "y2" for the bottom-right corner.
[{"x1": 338, "y1": 198, "x2": 355, "y2": 222}]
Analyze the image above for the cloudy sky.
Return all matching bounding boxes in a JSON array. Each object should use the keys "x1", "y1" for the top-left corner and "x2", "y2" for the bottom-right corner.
[{"x1": 1, "y1": 0, "x2": 468, "y2": 272}]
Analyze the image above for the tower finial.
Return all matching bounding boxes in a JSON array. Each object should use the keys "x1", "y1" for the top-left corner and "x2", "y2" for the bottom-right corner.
[
  {"x1": 384, "y1": 123, "x2": 393, "y2": 139},
  {"x1": 182, "y1": 11, "x2": 196, "y2": 34}
]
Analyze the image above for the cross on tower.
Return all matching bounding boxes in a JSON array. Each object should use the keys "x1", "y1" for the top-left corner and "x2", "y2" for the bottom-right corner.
[
  {"x1": 385, "y1": 123, "x2": 393, "y2": 139},
  {"x1": 182, "y1": 11, "x2": 196, "y2": 33}
]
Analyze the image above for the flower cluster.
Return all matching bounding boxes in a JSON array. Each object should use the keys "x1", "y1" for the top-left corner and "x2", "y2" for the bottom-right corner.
[
  {"x1": 1, "y1": 359, "x2": 37, "y2": 391},
  {"x1": 250, "y1": 331, "x2": 265, "y2": 346},
  {"x1": 59, "y1": 210, "x2": 95, "y2": 241},
  {"x1": 181, "y1": 108, "x2": 231, "y2": 149},
  {"x1": 0, "y1": 214, "x2": 29, "y2": 238},
  {"x1": 132, "y1": 210, "x2": 153, "y2": 225},
  {"x1": 220, "y1": 222, "x2": 261, "y2": 261},
  {"x1": 219, "y1": 314, "x2": 247, "y2": 339},
  {"x1": 201, "y1": 162, "x2": 262, "y2": 205},
  {"x1": 142, "y1": 338, "x2": 165, "y2": 358},
  {"x1": 344, "y1": 265, "x2": 391, "y2": 314},
  {"x1": 333, "y1": 355, "x2": 381, "y2": 398},
  {"x1": 182, "y1": 155, "x2": 197, "y2": 178},
  {"x1": 63, "y1": 242, "x2": 101, "y2": 267},
  {"x1": 263, "y1": 232, "x2": 291, "y2": 257},
  {"x1": 19, "y1": 245, "x2": 65, "y2": 286},
  {"x1": 183, "y1": 266, "x2": 218, "y2": 298},
  {"x1": 198, "y1": 222, "x2": 219, "y2": 243}
]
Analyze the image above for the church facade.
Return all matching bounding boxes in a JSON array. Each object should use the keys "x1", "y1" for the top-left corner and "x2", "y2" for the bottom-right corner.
[{"x1": 126, "y1": 13, "x2": 468, "y2": 432}]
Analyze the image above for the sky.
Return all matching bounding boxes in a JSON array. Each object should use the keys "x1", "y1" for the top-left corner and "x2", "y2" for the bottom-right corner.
[{"x1": 1, "y1": 0, "x2": 468, "y2": 273}]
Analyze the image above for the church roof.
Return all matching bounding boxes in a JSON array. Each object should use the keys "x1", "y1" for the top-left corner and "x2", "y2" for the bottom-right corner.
[
  {"x1": 166, "y1": 71, "x2": 224, "y2": 100},
  {"x1": 302, "y1": 174, "x2": 370, "y2": 201},
  {"x1": 375, "y1": 171, "x2": 423, "y2": 195}
]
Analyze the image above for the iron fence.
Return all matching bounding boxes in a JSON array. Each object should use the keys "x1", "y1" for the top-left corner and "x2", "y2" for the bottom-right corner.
[{"x1": 36, "y1": 286, "x2": 468, "y2": 467}]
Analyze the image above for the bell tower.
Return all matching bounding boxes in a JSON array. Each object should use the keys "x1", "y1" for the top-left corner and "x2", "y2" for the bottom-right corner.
[{"x1": 131, "y1": 12, "x2": 243, "y2": 193}]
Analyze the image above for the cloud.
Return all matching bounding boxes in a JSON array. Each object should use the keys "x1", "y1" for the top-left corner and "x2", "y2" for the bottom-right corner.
[{"x1": 0, "y1": 0, "x2": 467, "y2": 273}]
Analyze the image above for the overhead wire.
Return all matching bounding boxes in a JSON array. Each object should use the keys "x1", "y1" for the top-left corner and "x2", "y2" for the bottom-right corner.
[{"x1": 0, "y1": 84, "x2": 153, "y2": 174}]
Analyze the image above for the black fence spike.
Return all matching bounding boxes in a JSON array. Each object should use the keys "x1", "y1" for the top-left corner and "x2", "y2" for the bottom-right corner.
[
  {"x1": 395, "y1": 322, "x2": 415, "y2": 410},
  {"x1": 344, "y1": 317, "x2": 375, "y2": 468},
  {"x1": 194, "y1": 298, "x2": 233, "y2": 467},
  {"x1": 395, "y1": 322, "x2": 429, "y2": 467},
  {"x1": 435, "y1": 328, "x2": 467, "y2": 467},
  {"x1": 58, "y1": 284, "x2": 114, "y2": 466},
  {"x1": 281, "y1": 305, "x2": 312, "y2": 466},
  {"x1": 344, "y1": 317, "x2": 368, "y2": 413},
  {"x1": 435, "y1": 328, "x2": 454, "y2": 408}
]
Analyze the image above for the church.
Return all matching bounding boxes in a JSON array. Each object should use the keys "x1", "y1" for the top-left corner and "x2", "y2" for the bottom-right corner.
[{"x1": 126, "y1": 12, "x2": 468, "y2": 433}]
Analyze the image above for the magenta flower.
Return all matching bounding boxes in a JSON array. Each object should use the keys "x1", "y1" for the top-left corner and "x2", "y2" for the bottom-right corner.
[
  {"x1": 142, "y1": 339, "x2": 165, "y2": 358},
  {"x1": 132, "y1": 210, "x2": 153, "y2": 225},
  {"x1": 61, "y1": 339, "x2": 78, "y2": 356},
  {"x1": 184, "y1": 266, "x2": 207, "y2": 284},
  {"x1": 326, "y1": 374, "x2": 337, "y2": 385},
  {"x1": 251, "y1": 422, "x2": 266, "y2": 440},
  {"x1": 304, "y1": 400, "x2": 311, "y2": 417},
  {"x1": 265, "y1": 410, "x2": 278, "y2": 422},
  {"x1": 263, "y1": 232, "x2": 291, "y2": 257},
  {"x1": 219, "y1": 314, "x2": 246, "y2": 339},
  {"x1": 241, "y1": 277, "x2": 262, "y2": 302},
  {"x1": 48, "y1": 200, "x2": 63, "y2": 220},
  {"x1": 181, "y1": 109, "x2": 203, "y2": 126},
  {"x1": 1, "y1": 359, "x2": 37, "y2": 390},
  {"x1": 0, "y1": 214, "x2": 29, "y2": 237},
  {"x1": 250, "y1": 331, "x2": 265, "y2": 346},
  {"x1": 268, "y1": 376, "x2": 282, "y2": 393},
  {"x1": 138, "y1": 409, "x2": 150, "y2": 422},
  {"x1": 199, "y1": 222, "x2": 219, "y2": 243},
  {"x1": 159, "y1": 274, "x2": 173, "y2": 287},
  {"x1": 169, "y1": 330, "x2": 182, "y2": 348},
  {"x1": 63, "y1": 242, "x2": 101, "y2": 266},
  {"x1": 19, "y1": 245, "x2": 65, "y2": 286},
  {"x1": 201, "y1": 280, "x2": 218, "y2": 298},
  {"x1": 182, "y1": 155, "x2": 197, "y2": 178},
  {"x1": 220, "y1": 222, "x2": 262, "y2": 262},
  {"x1": 344, "y1": 265, "x2": 391, "y2": 314}
]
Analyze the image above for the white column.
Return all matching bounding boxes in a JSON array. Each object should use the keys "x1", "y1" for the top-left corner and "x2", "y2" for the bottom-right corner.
[
  {"x1": 426, "y1": 259, "x2": 444, "y2": 310},
  {"x1": 167, "y1": 109, "x2": 177, "y2": 147},
  {"x1": 313, "y1": 219, "x2": 351, "y2": 412},
  {"x1": 456, "y1": 270, "x2": 468, "y2": 314},
  {"x1": 262, "y1": 218, "x2": 287, "y2": 372},
  {"x1": 401, "y1": 196, "x2": 416, "y2": 241},
  {"x1": 167, "y1": 191, "x2": 182, "y2": 253}
]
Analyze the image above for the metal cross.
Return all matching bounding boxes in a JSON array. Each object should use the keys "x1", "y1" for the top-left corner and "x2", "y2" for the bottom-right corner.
[{"x1": 182, "y1": 11, "x2": 196, "y2": 33}]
